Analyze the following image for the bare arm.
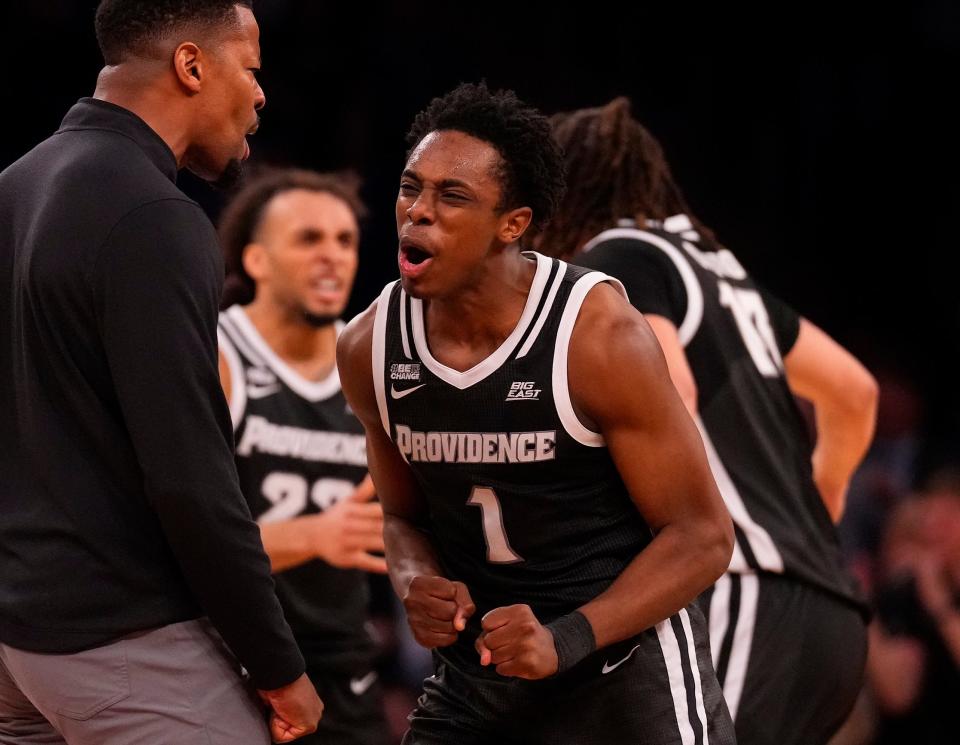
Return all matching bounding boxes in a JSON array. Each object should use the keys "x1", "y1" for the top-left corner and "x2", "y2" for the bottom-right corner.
[
  {"x1": 337, "y1": 301, "x2": 475, "y2": 646},
  {"x1": 784, "y1": 319, "x2": 878, "y2": 522},
  {"x1": 259, "y1": 476, "x2": 386, "y2": 575},
  {"x1": 570, "y1": 284, "x2": 733, "y2": 649},
  {"x1": 218, "y1": 348, "x2": 233, "y2": 404},
  {"x1": 476, "y1": 285, "x2": 733, "y2": 680},
  {"x1": 217, "y1": 348, "x2": 385, "y2": 575},
  {"x1": 643, "y1": 314, "x2": 698, "y2": 417}
]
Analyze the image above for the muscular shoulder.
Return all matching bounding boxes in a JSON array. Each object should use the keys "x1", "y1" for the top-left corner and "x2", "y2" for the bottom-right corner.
[
  {"x1": 571, "y1": 281, "x2": 661, "y2": 362},
  {"x1": 337, "y1": 298, "x2": 380, "y2": 424},
  {"x1": 338, "y1": 299, "x2": 378, "y2": 372},
  {"x1": 568, "y1": 281, "x2": 670, "y2": 427}
]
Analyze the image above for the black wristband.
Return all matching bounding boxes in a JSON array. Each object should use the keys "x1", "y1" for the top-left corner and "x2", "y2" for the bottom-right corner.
[{"x1": 546, "y1": 611, "x2": 596, "y2": 673}]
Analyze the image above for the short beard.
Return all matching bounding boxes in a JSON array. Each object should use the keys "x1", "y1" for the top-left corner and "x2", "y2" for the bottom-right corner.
[
  {"x1": 210, "y1": 158, "x2": 245, "y2": 191},
  {"x1": 301, "y1": 311, "x2": 338, "y2": 328}
]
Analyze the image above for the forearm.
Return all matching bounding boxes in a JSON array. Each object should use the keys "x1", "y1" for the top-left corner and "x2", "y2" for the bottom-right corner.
[
  {"x1": 811, "y1": 398, "x2": 877, "y2": 521},
  {"x1": 384, "y1": 513, "x2": 446, "y2": 599},
  {"x1": 579, "y1": 518, "x2": 731, "y2": 649},
  {"x1": 99, "y1": 251, "x2": 304, "y2": 685},
  {"x1": 260, "y1": 519, "x2": 317, "y2": 573},
  {"x1": 150, "y1": 474, "x2": 304, "y2": 688}
]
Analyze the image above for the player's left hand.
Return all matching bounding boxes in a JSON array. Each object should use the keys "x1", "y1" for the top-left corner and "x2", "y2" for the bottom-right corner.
[{"x1": 475, "y1": 604, "x2": 558, "y2": 680}]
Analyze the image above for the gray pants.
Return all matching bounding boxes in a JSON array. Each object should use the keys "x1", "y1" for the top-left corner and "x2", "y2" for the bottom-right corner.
[{"x1": 0, "y1": 618, "x2": 270, "y2": 744}]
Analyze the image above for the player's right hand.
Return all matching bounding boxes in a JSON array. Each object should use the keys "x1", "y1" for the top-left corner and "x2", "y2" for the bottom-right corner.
[
  {"x1": 258, "y1": 673, "x2": 323, "y2": 743},
  {"x1": 309, "y1": 475, "x2": 388, "y2": 574},
  {"x1": 402, "y1": 575, "x2": 476, "y2": 649}
]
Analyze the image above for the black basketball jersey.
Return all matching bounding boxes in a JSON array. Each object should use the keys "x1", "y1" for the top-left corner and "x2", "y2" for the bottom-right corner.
[
  {"x1": 576, "y1": 216, "x2": 860, "y2": 607},
  {"x1": 218, "y1": 305, "x2": 374, "y2": 672},
  {"x1": 374, "y1": 252, "x2": 650, "y2": 659}
]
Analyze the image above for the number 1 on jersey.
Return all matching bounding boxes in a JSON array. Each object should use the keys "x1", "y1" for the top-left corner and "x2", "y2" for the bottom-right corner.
[{"x1": 468, "y1": 486, "x2": 523, "y2": 564}]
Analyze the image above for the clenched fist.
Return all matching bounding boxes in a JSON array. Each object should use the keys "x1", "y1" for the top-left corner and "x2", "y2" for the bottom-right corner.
[
  {"x1": 402, "y1": 576, "x2": 476, "y2": 649},
  {"x1": 475, "y1": 604, "x2": 559, "y2": 680}
]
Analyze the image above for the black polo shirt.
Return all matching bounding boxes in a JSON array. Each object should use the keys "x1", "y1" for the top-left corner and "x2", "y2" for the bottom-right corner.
[{"x1": 0, "y1": 98, "x2": 304, "y2": 690}]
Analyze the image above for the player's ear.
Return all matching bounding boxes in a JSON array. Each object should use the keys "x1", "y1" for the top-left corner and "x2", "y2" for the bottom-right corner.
[
  {"x1": 172, "y1": 42, "x2": 204, "y2": 94},
  {"x1": 499, "y1": 206, "x2": 533, "y2": 245},
  {"x1": 241, "y1": 242, "x2": 268, "y2": 281}
]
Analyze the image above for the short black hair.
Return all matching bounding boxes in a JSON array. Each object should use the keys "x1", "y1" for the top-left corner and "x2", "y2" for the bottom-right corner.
[
  {"x1": 95, "y1": 0, "x2": 252, "y2": 65},
  {"x1": 406, "y1": 82, "x2": 566, "y2": 232},
  {"x1": 218, "y1": 168, "x2": 367, "y2": 309}
]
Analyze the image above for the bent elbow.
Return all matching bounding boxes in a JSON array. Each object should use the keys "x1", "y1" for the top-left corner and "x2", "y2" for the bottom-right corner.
[
  {"x1": 703, "y1": 514, "x2": 735, "y2": 584},
  {"x1": 859, "y1": 371, "x2": 880, "y2": 418},
  {"x1": 838, "y1": 365, "x2": 879, "y2": 419},
  {"x1": 717, "y1": 515, "x2": 735, "y2": 574}
]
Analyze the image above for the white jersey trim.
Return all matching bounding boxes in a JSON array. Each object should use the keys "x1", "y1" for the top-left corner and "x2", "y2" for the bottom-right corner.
[
  {"x1": 581, "y1": 227, "x2": 704, "y2": 346},
  {"x1": 718, "y1": 573, "x2": 758, "y2": 721},
  {"x1": 410, "y1": 252, "x2": 551, "y2": 390},
  {"x1": 680, "y1": 608, "x2": 712, "y2": 745},
  {"x1": 655, "y1": 610, "x2": 709, "y2": 745},
  {"x1": 708, "y1": 574, "x2": 732, "y2": 667},
  {"x1": 217, "y1": 326, "x2": 247, "y2": 431},
  {"x1": 399, "y1": 288, "x2": 412, "y2": 359},
  {"x1": 695, "y1": 415, "x2": 784, "y2": 573},
  {"x1": 552, "y1": 272, "x2": 626, "y2": 447},
  {"x1": 224, "y1": 305, "x2": 344, "y2": 402},
  {"x1": 516, "y1": 258, "x2": 567, "y2": 359},
  {"x1": 372, "y1": 282, "x2": 396, "y2": 437},
  {"x1": 219, "y1": 311, "x2": 267, "y2": 368}
]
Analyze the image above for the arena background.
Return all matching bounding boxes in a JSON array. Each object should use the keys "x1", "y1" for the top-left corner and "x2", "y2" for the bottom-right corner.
[
  {"x1": 2, "y1": 2, "x2": 956, "y2": 474},
  {"x1": 4, "y1": 2, "x2": 957, "y2": 476},
  {"x1": 4, "y1": 2, "x2": 960, "y2": 741}
]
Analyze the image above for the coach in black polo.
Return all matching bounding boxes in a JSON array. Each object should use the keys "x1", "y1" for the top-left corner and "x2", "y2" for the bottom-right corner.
[{"x1": 0, "y1": 2, "x2": 322, "y2": 743}]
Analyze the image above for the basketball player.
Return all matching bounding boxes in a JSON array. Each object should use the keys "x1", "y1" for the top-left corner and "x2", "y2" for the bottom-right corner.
[
  {"x1": 217, "y1": 169, "x2": 390, "y2": 745},
  {"x1": 337, "y1": 82, "x2": 737, "y2": 745},
  {"x1": 540, "y1": 97, "x2": 878, "y2": 745}
]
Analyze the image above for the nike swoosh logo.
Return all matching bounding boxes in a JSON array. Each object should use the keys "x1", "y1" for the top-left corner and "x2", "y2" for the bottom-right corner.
[
  {"x1": 349, "y1": 671, "x2": 378, "y2": 696},
  {"x1": 390, "y1": 383, "x2": 426, "y2": 400},
  {"x1": 601, "y1": 643, "x2": 643, "y2": 674},
  {"x1": 247, "y1": 383, "x2": 281, "y2": 399}
]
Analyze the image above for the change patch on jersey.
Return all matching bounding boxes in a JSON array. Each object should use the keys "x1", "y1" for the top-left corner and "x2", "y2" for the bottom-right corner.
[{"x1": 390, "y1": 363, "x2": 421, "y2": 381}]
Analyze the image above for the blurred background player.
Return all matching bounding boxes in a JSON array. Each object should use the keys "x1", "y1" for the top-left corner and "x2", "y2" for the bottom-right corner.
[
  {"x1": 864, "y1": 469, "x2": 960, "y2": 744},
  {"x1": 217, "y1": 168, "x2": 390, "y2": 745},
  {"x1": 339, "y1": 83, "x2": 736, "y2": 745},
  {"x1": 540, "y1": 97, "x2": 878, "y2": 745}
]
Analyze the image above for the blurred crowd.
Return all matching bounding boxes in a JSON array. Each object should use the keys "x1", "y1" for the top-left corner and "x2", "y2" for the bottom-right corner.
[{"x1": 825, "y1": 369, "x2": 959, "y2": 744}]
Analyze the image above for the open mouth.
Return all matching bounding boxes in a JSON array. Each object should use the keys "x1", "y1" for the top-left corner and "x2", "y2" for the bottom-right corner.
[
  {"x1": 310, "y1": 277, "x2": 341, "y2": 291},
  {"x1": 307, "y1": 277, "x2": 345, "y2": 302},
  {"x1": 404, "y1": 245, "x2": 430, "y2": 265},
  {"x1": 399, "y1": 240, "x2": 435, "y2": 277}
]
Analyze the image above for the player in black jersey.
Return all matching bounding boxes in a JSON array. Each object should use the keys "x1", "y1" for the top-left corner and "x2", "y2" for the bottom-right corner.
[
  {"x1": 338, "y1": 82, "x2": 736, "y2": 745},
  {"x1": 216, "y1": 168, "x2": 390, "y2": 745},
  {"x1": 540, "y1": 97, "x2": 879, "y2": 745}
]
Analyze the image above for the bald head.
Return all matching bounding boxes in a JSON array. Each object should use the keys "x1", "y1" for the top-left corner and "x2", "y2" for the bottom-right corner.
[{"x1": 95, "y1": 0, "x2": 253, "y2": 65}]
